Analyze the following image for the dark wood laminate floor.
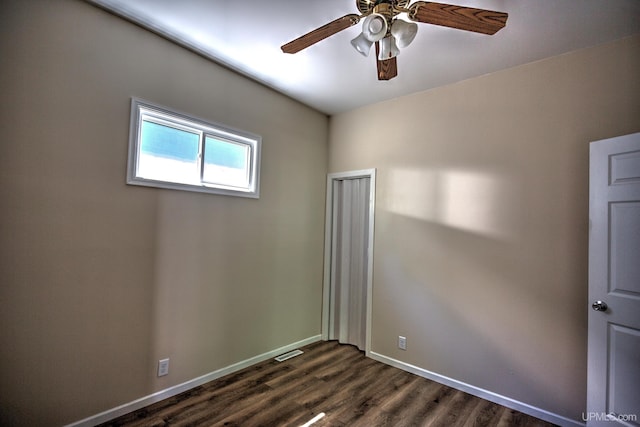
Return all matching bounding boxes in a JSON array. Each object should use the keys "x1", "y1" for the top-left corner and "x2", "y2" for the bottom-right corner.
[{"x1": 100, "y1": 340, "x2": 557, "y2": 427}]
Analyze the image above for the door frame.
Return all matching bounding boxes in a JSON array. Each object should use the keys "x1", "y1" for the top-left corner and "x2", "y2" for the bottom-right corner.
[{"x1": 322, "y1": 169, "x2": 376, "y2": 356}]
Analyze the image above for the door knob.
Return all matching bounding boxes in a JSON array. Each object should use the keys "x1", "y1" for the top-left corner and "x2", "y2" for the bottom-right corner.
[{"x1": 592, "y1": 301, "x2": 608, "y2": 312}]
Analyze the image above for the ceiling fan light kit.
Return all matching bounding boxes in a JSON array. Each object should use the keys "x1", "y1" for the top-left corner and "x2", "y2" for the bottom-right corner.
[
  {"x1": 378, "y1": 35, "x2": 400, "y2": 60},
  {"x1": 350, "y1": 33, "x2": 375, "y2": 56},
  {"x1": 281, "y1": 0, "x2": 508, "y2": 81},
  {"x1": 362, "y1": 13, "x2": 389, "y2": 42},
  {"x1": 391, "y1": 19, "x2": 418, "y2": 48},
  {"x1": 350, "y1": 13, "x2": 389, "y2": 57}
]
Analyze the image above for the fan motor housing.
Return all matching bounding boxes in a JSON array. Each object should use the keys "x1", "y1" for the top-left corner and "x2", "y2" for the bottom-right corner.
[{"x1": 356, "y1": 0, "x2": 410, "y2": 15}]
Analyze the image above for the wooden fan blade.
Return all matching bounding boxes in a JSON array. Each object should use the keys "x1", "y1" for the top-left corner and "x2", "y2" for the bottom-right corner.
[
  {"x1": 375, "y1": 42, "x2": 398, "y2": 81},
  {"x1": 281, "y1": 14, "x2": 360, "y2": 54},
  {"x1": 409, "y1": 1, "x2": 507, "y2": 35}
]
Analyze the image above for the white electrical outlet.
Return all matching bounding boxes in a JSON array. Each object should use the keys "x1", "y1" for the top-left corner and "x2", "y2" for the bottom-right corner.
[
  {"x1": 398, "y1": 336, "x2": 407, "y2": 350},
  {"x1": 158, "y1": 358, "x2": 169, "y2": 377}
]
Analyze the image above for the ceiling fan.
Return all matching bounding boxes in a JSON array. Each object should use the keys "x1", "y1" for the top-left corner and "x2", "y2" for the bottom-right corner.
[{"x1": 281, "y1": 1, "x2": 508, "y2": 81}]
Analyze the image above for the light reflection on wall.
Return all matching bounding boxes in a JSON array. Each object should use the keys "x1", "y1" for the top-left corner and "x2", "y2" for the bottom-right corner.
[{"x1": 385, "y1": 167, "x2": 517, "y2": 240}]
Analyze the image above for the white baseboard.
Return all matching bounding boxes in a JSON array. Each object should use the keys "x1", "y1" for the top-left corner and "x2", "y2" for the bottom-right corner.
[
  {"x1": 368, "y1": 351, "x2": 584, "y2": 427},
  {"x1": 66, "y1": 335, "x2": 322, "y2": 427}
]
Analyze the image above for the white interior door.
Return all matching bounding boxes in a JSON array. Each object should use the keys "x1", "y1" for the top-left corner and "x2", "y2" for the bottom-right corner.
[
  {"x1": 322, "y1": 170, "x2": 376, "y2": 354},
  {"x1": 587, "y1": 132, "x2": 640, "y2": 426}
]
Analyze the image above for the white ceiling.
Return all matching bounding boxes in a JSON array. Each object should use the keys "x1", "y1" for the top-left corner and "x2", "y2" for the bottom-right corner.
[{"x1": 87, "y1": 0, "x2": 640, "y2": 115}]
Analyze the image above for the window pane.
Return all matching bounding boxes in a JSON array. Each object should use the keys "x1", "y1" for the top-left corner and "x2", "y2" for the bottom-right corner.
[
  {"x1": 202, "y1": 136, "x2": 250, "y2": 188},
  {"x1": 137, "y1": 120, "x2": 200, "y2": 185},
  {"x1": 127, "y1": 99, "x2": 261, "y2": 198}
]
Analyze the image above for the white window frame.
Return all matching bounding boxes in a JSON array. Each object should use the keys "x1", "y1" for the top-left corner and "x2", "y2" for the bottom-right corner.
[{"x1": 127, "y1": 98, "x2": 261, "y2": 198}]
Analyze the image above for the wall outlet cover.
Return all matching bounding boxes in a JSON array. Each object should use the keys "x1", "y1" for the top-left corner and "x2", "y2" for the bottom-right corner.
[
  {"x1": 398, "y1": 336, "x2": 407, "y2": 350},
  {"x1": 158, "y1": 358, "x2": 170, "y2": 377}
]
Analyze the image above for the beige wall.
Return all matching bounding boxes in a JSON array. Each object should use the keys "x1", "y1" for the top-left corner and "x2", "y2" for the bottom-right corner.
[
  {"x1": 0, "y1": 1, "x2": 328, "y2": 425},
  {"x1": 2, "y1": 0, "x2": 639, "y2": 424},
  {"x1": 329, "y1": 35, "x2": 640, "y2": 422}
]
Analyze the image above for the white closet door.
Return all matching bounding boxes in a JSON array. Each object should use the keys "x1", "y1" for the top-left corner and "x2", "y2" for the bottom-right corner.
[{"x1": 329, "y1": 177, "x2": 370, "y2": 351}]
